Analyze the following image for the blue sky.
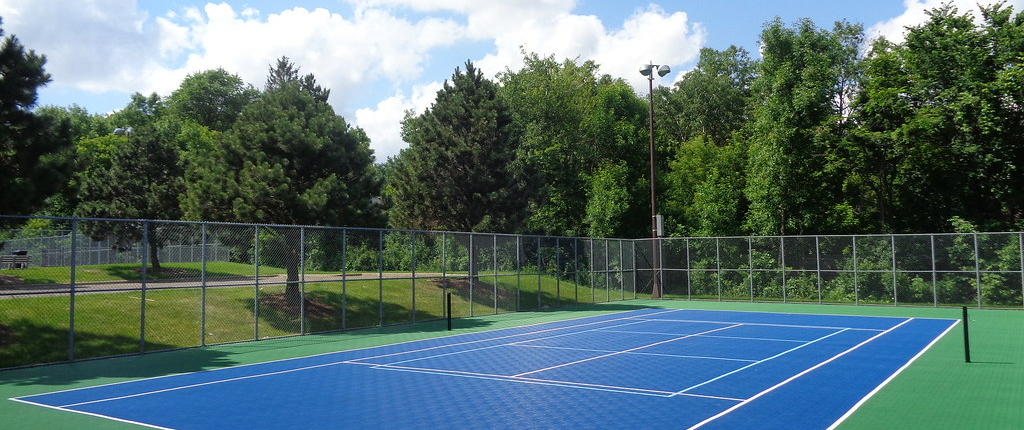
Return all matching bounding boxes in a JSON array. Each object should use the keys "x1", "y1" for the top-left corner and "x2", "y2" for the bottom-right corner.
[{"x1": 2, "y1": 0, "x2": 1020, "y2": 160}]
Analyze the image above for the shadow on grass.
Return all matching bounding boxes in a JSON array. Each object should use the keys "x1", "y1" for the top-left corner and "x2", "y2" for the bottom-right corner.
[{"x1": 0, "y1": 319, "x2": 236, "y2": 387}]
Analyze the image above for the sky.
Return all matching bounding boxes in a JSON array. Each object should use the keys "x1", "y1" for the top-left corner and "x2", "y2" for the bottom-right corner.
[{"x1": 2, "y1": 0, "x2": 1022, "y2": 161}]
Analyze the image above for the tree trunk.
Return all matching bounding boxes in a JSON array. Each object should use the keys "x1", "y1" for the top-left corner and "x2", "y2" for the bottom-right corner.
[{"x1": 147, "y1": 223, "x2": 161, "y2": 272}]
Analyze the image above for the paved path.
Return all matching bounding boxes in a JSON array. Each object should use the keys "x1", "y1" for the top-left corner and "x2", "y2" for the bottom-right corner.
[{"x1": 0, "y1": 273, "x2": 449, "y2": 298}]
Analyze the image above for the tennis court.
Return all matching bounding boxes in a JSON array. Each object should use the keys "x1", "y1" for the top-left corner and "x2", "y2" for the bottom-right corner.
[{"x1": 10, "y1": 308, "x2": 957, "y2": 430}]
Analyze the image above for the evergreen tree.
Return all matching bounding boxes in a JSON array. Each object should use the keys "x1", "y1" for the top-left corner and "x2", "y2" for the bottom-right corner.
[
  {"x1": 0, "y1": 19, "x2": 73, "y2": 224},
  {"x1": 387, "y1": 61, "x2": 523, "y2": 233},
  {"x1": 183, "y1": 58, "x2": 380, "y2": 303},
  {"x1": 75, "y1": 122, "x2": 184, "y2": 270}
]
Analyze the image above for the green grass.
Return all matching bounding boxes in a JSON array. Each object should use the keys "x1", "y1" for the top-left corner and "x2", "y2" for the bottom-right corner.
[
  {"x1": 0, "y1": 267, "x2": 620, "y2": 368},
  {"x1": 0, "y1": 300, "x2": 1019, "y2": 429},
  {"x1": 0, "y1": 262, "x2": 286, "y2": 284}
]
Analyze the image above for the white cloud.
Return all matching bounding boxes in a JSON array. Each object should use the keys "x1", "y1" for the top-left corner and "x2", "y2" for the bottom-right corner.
[
  {"x1": 2, "y1": 0, "x2": 706, "y2": 161},
  {"x1": 355, "y1": 81, "x2": 443, "y2": 160},
  {"x1": 868, "y1": 0, "x2": 1024, "y2": 43}
]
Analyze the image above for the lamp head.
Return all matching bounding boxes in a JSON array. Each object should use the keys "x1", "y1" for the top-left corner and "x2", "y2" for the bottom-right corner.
[
  {"x1": 639, "y1": 64, "x2": 654, "y2": 76},
  {"x1": 657, "y1": 64, "x2": 671, "y2": 77}
]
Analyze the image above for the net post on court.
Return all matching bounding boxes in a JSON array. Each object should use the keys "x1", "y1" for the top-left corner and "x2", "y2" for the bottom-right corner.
[{"x1": 962, "y1": 306, "x2": 971, "y2": 363}]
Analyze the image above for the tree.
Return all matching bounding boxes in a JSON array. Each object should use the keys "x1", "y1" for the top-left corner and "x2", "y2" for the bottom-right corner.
[
  {"x1": 743, "y1": 18, "x2": 865, "y2": 235},
  {"x1": 852, "y1": 3, "x2": 1024, "y2": 232},
  {"x1": 663, "y1": 136, "x2": 746, "y2": 236},
  {"x1": 183, "y1": 57, "x2": 380, "y2": 303},
  {"x1": 75, "y1": 121, "x2": 184, "y2": 270},
  {"x1": 167, "y1": 68, "x2": 258, "y2": 132},
  {"x1": 387, "y1": 61, "x2": 523, "y2": 233},
  {"x1": 663, "y1": 46, "x2": 754, "y2": 146},
  {"x1": 499, "y1": 53, "x2": 649, "y2": 237},
  {"x1": 0, "y1": 19, "x2": 73, "y2": 223}
]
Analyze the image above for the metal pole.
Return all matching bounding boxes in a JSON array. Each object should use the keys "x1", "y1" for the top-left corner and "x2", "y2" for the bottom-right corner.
[
  {"x1": 853, "y1": 236, "x2": 859, "y2": 305},
  {"x1": 780, "y1": 236, "x2": 786, "y2": 303},
  {"x1": 892, "y1": 235, "x2": 898, "y2": 306},
  {"x1": 962, "y1": 306, "x2": 971, "y2": 363},
  {"x1": 573, "y1": 238, "x2": 580, "y2": 303},
  {"x1": 493, "y1": 234, "x2": 498, "y2": 314},
  {"x1": 253, "y1": 226, "x2": 260, "y2": 341},
  {"x1": 647, "y1": 73, "x2": 661, "y2": 299},
  {"x1": 69, "y1": 219, "x2": 77, "y2": 361},
  {"x1": 469, "y1": 234, "x2": 475, "y2": 317},
  {"x1": 974, "y1": 233, "x2": 982, "y2": 308},
  {"x1": 555, "y1": 237, "x2": 561, "y2": 307},
  {"x1": 716, "y1": 238, "x2": 722, "y2": 301},
  {"x1": 140, "y1": 221, "x2": 148, "y2": 353},
  {"x1": 931, "y1": 234, "x2": 938, "y2": 307},
  {"x1": 341, "y1": 229, "x2": 347, "y2": 330},
  {"x1": 411, "y1": 232, "x2": 417, "y2": 322},
  {"x1": 300, "y1": 226, "x2": 306, "y2": 334},
  {"x1": 378, "y1": 230, "x2": 384, "y2": 326},
  {"x1": 201, "y1": 223, "x2": 207, "y2": 346},
  {"x1": 815, "y1": 236, "x2": 822, "y2": 304},
  {"x1": 1019, "y1": 233, "x2": 1024, "y2": 308}
]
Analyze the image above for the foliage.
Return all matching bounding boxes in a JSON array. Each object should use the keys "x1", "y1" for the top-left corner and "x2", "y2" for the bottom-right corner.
[
  {"x1": 499, "y1": 53, "x2": 648, "y2": 237},
  {"x1": 0, "y1": 20, "x2": 74, "y2": 224},
  {"x1": 182, "y1": 58, "x2": 380, "y2": 302},
  {"x1": 74, "y1": 121, "x2": 185, "y2": 269},
  {"x1": 388, "y1": 61, "x2": 523, "y2": 233},
  {"x1": 167, "y1": 68, "x2": 258, "y2": 132}
]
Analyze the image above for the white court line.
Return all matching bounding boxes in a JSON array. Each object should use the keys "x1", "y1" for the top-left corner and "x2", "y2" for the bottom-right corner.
[
  {"x1": 512, "y1": 343, "x2": 758, "y2": 363},
  {"x1": 633, "y1": 317, "x2": 887, "y2": 332},
  {"x1": 671, "y1": 328, "x2": 851, "y2": 396},
  {"x1": 13, "y1": 308, "x2": 678, "y2": 407},
  {"x1": 600, "y1": 329, "x2": 809, "y2": 343},
  {"x1": 697, "y1": 334, "x2": 809, "y2": 343},
  {"x1": 372, "y1": 319, "x2": 652, "y2": 367},
  {"x1": 352, "y1": 308, "x2": 684, "y2": 364},
  {"x1": 513, "y1": 324, "x2": 743, "y2": 378},
  {"x1": 9, "y1": 397, "x2": 179, "y2": 430},
  {"x1": 684, "y1": 318, "x2": 915, "y2": 430},
  {"x1": 369, "y1": 362, "x2": 747, "y2": 402},
  {"x1": 825, "y1": 319, "x2": 959, "y2": 430},
  {"x1": 58, "y1": 360, "x2": 354, "y2": 408}
]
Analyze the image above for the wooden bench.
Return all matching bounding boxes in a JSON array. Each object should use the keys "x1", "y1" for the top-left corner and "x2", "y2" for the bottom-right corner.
[{"x1": 0, "y1": 254, "x2": 30, "y2": 269}]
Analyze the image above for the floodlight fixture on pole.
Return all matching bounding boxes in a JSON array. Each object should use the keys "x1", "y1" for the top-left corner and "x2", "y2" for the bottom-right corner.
[
  {"x1": 641, "y1": 62, "x2": 669, "y2": 299},
  {"x1": 113, "y1": 127, "x2": 133, "y2": 143}
]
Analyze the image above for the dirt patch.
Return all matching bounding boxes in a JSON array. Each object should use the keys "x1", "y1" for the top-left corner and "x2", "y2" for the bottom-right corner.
[
  {"x1": 130, "y1": 267, "x2": 195, "y2": 277},
  {"x1": 258, "y1": 293, "x2": 336, "y2": 319},
  {"x1": 432, "y1": 278, "x2": 517, "y2": 304},
  {"x1": 0, "y1": 323, "x2": 11, "y2": 347},
  {"x1": 0, "y1": 274, "x2": 22, "y2": 286}
]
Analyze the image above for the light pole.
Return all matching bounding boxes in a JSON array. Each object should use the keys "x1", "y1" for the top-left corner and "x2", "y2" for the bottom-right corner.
[{"x1": 640, "y1": 63, "x2": 669, "y2": 299}]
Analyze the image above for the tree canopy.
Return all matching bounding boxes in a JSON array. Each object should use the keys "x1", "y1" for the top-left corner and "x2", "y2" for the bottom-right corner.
[{"x1": 0, "y1": 19, "x2": 73, "y2": 223}]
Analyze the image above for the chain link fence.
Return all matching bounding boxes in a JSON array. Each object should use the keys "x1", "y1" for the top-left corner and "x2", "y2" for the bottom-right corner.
[
  {"x1": 0, "y1": 217, "x2": 634, "y2": 369},
  {"x1": 637, "y1": 234, "x2": 1024, "y2": 309},
  {"x1": 2, "y1": 217, "x2": 1022, "y2": 369}
]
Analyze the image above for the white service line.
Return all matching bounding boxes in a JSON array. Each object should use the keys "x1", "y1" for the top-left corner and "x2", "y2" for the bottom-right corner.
[{"x1": 683, "y1": 318, "x2": 915, "y2": 430}]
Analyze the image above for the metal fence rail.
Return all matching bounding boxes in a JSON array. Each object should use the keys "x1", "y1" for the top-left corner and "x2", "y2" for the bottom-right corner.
[{"x1": 1, "y1": 216, "x2": 1022, "y2": 370}]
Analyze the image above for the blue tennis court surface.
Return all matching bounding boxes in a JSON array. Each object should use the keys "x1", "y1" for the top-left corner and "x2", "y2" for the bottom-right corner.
[{"x1": 12, "y1": 308, "x2": 958, "y2": 429}]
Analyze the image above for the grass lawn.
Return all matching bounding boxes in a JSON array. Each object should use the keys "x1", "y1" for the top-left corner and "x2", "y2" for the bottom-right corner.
[
  {"x1": 0, "y1": 264, "x2": 628, "y2": 368},
  {"x1": 0, "y1": 261, "x2": 286, "y2": 284}
]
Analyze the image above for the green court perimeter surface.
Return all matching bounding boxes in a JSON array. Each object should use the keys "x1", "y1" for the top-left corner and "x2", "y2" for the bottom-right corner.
[{"x1": 1, "y1": 300, "x2": 1020, "y2": 430}]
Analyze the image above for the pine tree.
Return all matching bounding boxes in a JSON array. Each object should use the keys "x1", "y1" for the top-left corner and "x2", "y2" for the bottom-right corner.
[
  {"x1": 0, "y1": 19, "x2": 73, "y2": 223},
  {"x1": 387, "y1": 61, "x2": 523, "y2": 233}
]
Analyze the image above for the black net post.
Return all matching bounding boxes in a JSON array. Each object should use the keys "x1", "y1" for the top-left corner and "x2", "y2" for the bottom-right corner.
[
  {"x1": 447, "y1": 292, "x2": 453, "y2": 331},
  {"x1": 962, "y1": 306, "x2": 971, "y2": 363}
]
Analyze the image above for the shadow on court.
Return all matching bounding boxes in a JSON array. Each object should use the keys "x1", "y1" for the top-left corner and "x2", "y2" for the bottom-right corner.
[{"x1": 0, "y1": 299, "x2": 657, "y2": 389}]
